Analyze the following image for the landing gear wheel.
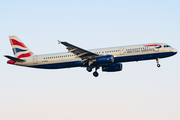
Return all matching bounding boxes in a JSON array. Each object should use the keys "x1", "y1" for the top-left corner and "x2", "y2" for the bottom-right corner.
[
  {"x1": 157, "y1": 64, "x2": 161, "y2": 68},
  {"x1": 87, "y1": 67, "x2": 92, "y2": 72},
  {"x1": 93, "y1": 71, "x2": 99, "y2": 77},
  {"x1": 156, "y1": 58, "x2": 161, "y2": 68}
]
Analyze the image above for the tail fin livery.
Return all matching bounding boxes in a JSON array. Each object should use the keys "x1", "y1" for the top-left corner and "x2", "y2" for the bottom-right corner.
[{"x1": 9, "y1": 36, "x2": 34, "y2": 58}]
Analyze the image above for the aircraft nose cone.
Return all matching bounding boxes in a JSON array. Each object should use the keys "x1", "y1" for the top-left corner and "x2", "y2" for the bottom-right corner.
[{"x1": 173, "y1": 49, "x2": 178, "y2": 54}]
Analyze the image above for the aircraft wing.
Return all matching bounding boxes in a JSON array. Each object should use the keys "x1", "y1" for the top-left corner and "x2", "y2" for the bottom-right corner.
[{"x1": 58, "y1": 40, "x2": 99, "y2": 63}]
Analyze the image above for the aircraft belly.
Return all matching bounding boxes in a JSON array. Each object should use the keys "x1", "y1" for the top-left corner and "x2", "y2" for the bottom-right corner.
[
  {"x1": 114, "y1": 52, "x2": 175, "y2": 63},
  {"x1": 29, "y1": 60, "x2": 83, "y2": 69}
]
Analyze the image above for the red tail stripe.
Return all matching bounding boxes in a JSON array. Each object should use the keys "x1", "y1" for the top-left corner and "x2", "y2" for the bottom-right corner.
[
  {"x1": 144, "y1": 44, "x2": 160, "y2": 47},
  {"x1": 7, "y1": 60, "x2": 16, "y2": 64},
  {"x1": 17, "y1": 52, "x2": 33, "y2": 58},
  {"x1": 10, "y1": 39, "x2": 27, "y2": 48}
]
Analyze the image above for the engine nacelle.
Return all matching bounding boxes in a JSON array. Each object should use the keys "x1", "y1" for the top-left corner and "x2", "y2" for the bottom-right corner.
[
  {"x1": 94, "y1": 55, "x2": 114, "y2": 65},
  {"x1": 102, "y1": 63, "x2": 123, "y2": 72}
]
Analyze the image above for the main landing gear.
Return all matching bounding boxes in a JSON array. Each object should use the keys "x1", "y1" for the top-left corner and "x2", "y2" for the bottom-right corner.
[
  {"x1": 93, "y1": 67, "x2": 99, "y2": 77},
  {"x1": 93, "y1": 71, "x2": 99, "y2": 77},
  {"x1": 86, "y1": 67, "x2": 99, "y2": 77},
  {"x1": 86, "y1": 67, "x2": 92, "y2": 72},
  {"x1": 156, "y1": 58, "x2": 161, "y2": 68}
]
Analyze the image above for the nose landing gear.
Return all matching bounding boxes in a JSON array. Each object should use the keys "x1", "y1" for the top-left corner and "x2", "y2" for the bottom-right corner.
[
  {"x1": 156, "y1": 58, "x2": 161, "y2": 68},
  {"x1": 157, "y1": 64, "x2": 161, "y2": 67}
]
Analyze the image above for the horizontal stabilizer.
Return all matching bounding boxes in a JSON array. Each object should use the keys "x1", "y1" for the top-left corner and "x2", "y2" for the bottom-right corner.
[{"x1": 4, "y1": 55, "x2": 25, "y2": 62}]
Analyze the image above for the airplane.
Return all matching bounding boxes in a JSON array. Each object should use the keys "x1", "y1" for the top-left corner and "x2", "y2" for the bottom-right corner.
[{"x1": 4, "y1": 35, "x2": 177, "y2": 77}]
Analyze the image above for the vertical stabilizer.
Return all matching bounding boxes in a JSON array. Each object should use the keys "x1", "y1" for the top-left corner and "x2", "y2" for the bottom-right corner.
[{"x1": 9, "y1": 35, "x2": 35, "y2": 58}]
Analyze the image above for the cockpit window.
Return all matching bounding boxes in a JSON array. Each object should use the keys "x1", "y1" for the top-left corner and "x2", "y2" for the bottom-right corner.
[{"x1": 164, "y1": 45, "x2": 171, "y2": 48}]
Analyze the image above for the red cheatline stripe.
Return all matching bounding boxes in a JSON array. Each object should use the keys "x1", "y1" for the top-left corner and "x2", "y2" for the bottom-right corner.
[
  {"x1": 17, "y1": 52, "x2": 33, "y2": 58},
  {"x1": 10, "y1": 39, "x2": 27, "y2": 48},
  {"x1": 144, "y1": 44, "x2": 160, "y2": 47}
]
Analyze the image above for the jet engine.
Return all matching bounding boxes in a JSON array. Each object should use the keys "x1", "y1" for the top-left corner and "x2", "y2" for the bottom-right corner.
[{"x1": 102, "y1": 63, "x2": 123, "y2": 72}]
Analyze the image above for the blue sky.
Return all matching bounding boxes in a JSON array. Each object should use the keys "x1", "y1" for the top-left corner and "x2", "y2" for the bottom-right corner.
[{"x1": 0, "y1": 0, "x2": 180, "y2": 120}]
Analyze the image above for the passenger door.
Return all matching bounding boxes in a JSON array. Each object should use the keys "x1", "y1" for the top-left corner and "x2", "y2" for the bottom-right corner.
[
  {"x1": 33, "y1": 56, "x2": 38, "y2": 64},
  {"x1": 120, "y1": 48, "x2": 125, "y2": 55}
]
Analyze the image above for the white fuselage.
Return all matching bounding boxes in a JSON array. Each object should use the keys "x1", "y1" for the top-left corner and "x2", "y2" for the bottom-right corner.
[{"x1": 13, "y1": 43, "x2": 177, "y2": 69}]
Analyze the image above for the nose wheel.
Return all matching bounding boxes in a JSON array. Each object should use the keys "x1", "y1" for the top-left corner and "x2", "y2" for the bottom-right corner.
[
  {"x1": 157, "y1": 64, "x2": 161, "y2": 67},
  {"x1": 156, "y1": 58, "x2": 161, "y2": 68}
]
